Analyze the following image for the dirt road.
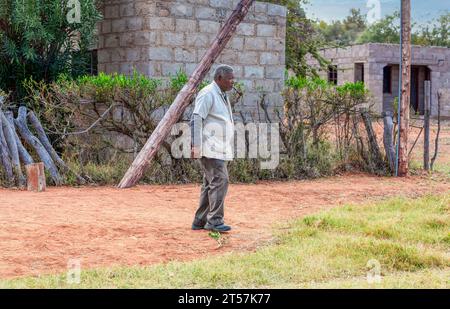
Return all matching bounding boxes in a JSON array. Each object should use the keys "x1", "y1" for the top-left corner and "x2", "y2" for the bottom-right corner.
[{"x1": 1, "y1": 173, "x2": 448, "y2": 279}]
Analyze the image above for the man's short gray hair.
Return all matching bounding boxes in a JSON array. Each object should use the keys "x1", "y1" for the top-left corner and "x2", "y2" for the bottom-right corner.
[{"x1": 214, "y1": 65, "x2": 234, "y2": 79}]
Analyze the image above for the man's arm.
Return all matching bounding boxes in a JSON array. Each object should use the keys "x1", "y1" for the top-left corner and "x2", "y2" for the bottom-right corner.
[{"x1": 191, "y1": 91, "x2": 213, "y2": 159}]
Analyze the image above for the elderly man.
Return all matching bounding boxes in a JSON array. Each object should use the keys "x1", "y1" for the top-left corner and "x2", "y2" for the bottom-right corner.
[{"x1": 190, "y1": 65, "x2": 235, "y2": 232}]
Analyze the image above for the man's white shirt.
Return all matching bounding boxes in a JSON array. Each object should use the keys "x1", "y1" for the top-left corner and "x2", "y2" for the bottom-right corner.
[{"x1": 192, "y1": 81, "x2": 234, "y2": 161}]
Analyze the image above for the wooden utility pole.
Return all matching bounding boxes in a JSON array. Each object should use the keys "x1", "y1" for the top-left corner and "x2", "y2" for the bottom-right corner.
[
  {"x1": 423, "y1": 80, "x2": 431, "y2": 171},
  {"x1": 397, "y1": 0, "x2": 411, "y2": 177},
  {"x1": 118, "y1": 0, "x2": 255, "y2": 188}
]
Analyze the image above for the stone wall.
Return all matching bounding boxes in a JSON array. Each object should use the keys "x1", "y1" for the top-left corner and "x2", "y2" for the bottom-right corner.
[
  {"x1": 97, "y1": 0, "x2": 287, "y2": 121},
  {"x1": 439, "y1": 89, "x2": 450, "y2": 118}
]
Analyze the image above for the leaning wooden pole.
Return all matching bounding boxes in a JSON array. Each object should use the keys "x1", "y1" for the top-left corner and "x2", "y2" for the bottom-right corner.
[
  {"x1": 118, "y1": 0, "x2": 255, "y2": 188},
  {"x1": 397, "y1": 0, "x2": 411, "y2": 177}
]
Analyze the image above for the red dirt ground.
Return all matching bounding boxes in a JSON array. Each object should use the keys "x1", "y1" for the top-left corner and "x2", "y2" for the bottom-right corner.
[
  {"x1": 0, "y1": 123, "x2": 449, "y2": 280},
  {"x1": 1, "y1": 173, "x2": 449, "y2": 279}
]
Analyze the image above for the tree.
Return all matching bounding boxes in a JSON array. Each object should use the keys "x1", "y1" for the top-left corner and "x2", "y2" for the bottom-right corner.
[
  {"x1": 416, "y1": 12, "x2": 449, "y2": 47},
  {"x1": 0, "y1": 0, "x2": 102, "y2": 101},
  {"x1": 357, "y1": 10, "x2": 449, "y2": 47},
  {"x1": 264, "y1": 0, "x2": 328, "y2": 76},
  {"x1": 357, "y1": 12, "x2": 401, "y2": 44},
  {"x1": 317, "y1": 9, "x2": 367, "y2": 47}
]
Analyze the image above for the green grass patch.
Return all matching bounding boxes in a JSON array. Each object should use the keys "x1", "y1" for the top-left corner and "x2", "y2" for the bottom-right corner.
[{"x1": 1, "y1": 194, "x2": 448, "y2": 288}]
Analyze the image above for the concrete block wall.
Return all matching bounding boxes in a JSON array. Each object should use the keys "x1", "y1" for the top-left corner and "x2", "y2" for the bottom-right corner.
[
  {"x1": 440, "y1": 89, "x2": 450, "y2": 118},
  {"x1": 97, "y1": 0, "x2": 287, "y2": 121}
]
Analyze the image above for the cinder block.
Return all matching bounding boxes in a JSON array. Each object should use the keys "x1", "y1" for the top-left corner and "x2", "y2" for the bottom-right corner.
[
  {"x1": 210, "y1": 0, "x2": 233, "y2": 9},
  {"x1": 112, "y1": 19, "x2": 126, "y2": 32},
  {"x1": 101, "y1": 20, "x2": 112, "y2": 34},
  {"x1": 135, "y1": 62, "x2": 157, "y2": 77},
  {"x1": 120, "y1": 3, "x2": 134, "y2": 17},
  {"x1": 120, "y1": 63, "x2": 134, "y2": 75},
  {"x1": 162, "y1": 62, "x2": 186, "y2": 76},
  {"x1": 199, "y1": 20, "x2": 221, "y2": 33},
  {"x1": 267, "y1": 4, "x2": 287, "y2": 17},
  {"x1": 227, "y1": 37, "x2": 244, "y2": 50},
  {"x1": 255, "y1": 79, "x2": 275, "y2": 92},
  {"x1": 237, "y1": 23, "x2": 255, "y2": 36},
  {"x1": 104, "y1": 34, "x2": 120, "y2": 48},
  {"x1": 254, "y1": 2, "x2": 268, "y2": 13},
  {"x1": 186, "y1": 33, "x2": 209, "y2": 47},
  {"x1": 245, "y1": 66, "x2": 264, "y2": 79},
  {"x1": 257, "y1": 24, "x2": 277, "y2": 37},
  {"x1": 97, "y1": 50, "x2": 110, "y2": 63},
  {"x1": 176, "y1": 19, "x2": 197, "y2": 32},
  {"x1": 175, "y1": 48, "x2": 196, "y2": 62},
  {"x1": 104, "y1": 63, "x2": 120, "y2": 74},
  {"x1": 195, "y1": 7, "x2": 216, "y2": 19},
  {"x1": 126, "y1": 17, "x2": 143, "y2": 31},
  {"x1": 126, "y1": 49, "x2": 141, "y2": 61},
  {"x1": 260, "y1": 52, "x2": 279, "y2": 65},
  {"x1": 266, "y1": 66, "x2": 285, "y2": 79},
  {"x1": 110, "y1": 49, "x2": 126, "y2": 62},
  {"x1": 162, "y1": 32, "x2": 185, "y2": 46},
  {"x1": 147, "y1": 17, "x2": 175, "y2": 30},
  {"x1": 172, "y1": 3, "x2": 194, "y2": 17},
  {"x1": 244, "y1": 37, "x2": 266, "y2": 51},
  {"x1": 266, "y1": 38, "x2": 284, "y2": 51},
  {"x1": 135, "y1": 2, "x2": 156, "y2": 16},
  {"x1": 148, "y1": 47, "x2": 173, "y2": 61},
  {"x1": 104, "y1": 5, "x2": 120, "y2": 19},
  {"x1": 238, "y1": 51, "x2": 259, "y2": 65}
]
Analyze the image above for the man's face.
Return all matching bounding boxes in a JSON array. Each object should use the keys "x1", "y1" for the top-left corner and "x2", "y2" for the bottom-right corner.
[{"x1": 216, "y1": 72, "x2": 235, "y2": 92}]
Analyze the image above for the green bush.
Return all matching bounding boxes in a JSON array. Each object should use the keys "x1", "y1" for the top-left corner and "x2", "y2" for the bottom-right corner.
[
  {"x1": 282, "y1": 76, "x2": 382, "y2": 175},
  {"x1": 0, "y1": 0, "x2": 102, "y2": 101},
  {"x1": 11, "y1": 72, "x2": 385, "y2": 187}
]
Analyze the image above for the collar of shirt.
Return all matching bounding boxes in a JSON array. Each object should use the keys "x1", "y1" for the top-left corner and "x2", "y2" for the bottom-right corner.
[
  {"x1": 212, "y1": 81, "x2": 227, "y2": 102},
  {"x1": 211, "y1": 81, "x2": 234, "y2": 124}
]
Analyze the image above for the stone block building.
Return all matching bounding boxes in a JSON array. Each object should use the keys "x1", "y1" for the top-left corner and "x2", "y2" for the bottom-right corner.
[
  {"x1": 95, "y1": 0, "x2": 287, "y2": 120},
  {"x1": 307, "y1": 43, "x2": 450, "y2": 118}
]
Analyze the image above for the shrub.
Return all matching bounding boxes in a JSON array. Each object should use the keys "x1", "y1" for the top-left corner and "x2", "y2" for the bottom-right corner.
[
  {"x1": 16, "y1": 73, "x2": 386, "y2": 186},
  {"x1": 0, "y1": 0, "x2": 102, "y2": 101}
]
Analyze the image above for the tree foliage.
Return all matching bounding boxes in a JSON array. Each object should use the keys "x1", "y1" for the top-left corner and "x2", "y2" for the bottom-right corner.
[
  {"x1": 357, "y1": 11, "x2": 401, "y2": 44},
  {"x1": 315, "y1": 8, "x2": 449, "y2": 48},
  {"x1": 317, "y1": 9, "x2": 367, "y2": 47},
  {"x1": 0, "y1": 0, "x2": 102, "y2": 100},
  {"x1": 264, "y1": 0, "x2": 328, "y2": 76},
  {"x1": 357, "y1": 11, "x2": 449, "y2": 47}
]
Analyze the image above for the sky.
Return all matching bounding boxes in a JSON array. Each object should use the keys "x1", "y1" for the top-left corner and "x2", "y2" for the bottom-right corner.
[{"x1": 304, "y1": 0, "x2": 449, "y2": 24}]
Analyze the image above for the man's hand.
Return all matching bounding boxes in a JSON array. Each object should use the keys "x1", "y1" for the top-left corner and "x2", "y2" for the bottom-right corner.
[{"x1": 191, "y1": 146, "x2": 201, "y2": 159}]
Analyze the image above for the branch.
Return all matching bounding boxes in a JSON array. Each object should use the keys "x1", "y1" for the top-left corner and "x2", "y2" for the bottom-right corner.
[
  {"x1": 1, "y1": 110, "x2": 25, "y2": 187},
  {"x1": 14, "y1": 106, "x2": 63, "y2": 185},
  {"x1": 5, "y1": 111, "x2": 33, "y2": 165},
  {"x1": 430, "y1": 91, "x2": 442, "y2": 171},
  {"x1": 28, "y1": 111, "x2": 86, "y2": 185}
]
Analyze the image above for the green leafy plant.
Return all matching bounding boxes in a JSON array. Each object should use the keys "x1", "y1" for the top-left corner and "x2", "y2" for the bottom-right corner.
[
  {"x1": 0, "y1": 0, "x2": 102, "y2": 101},
  {"x1": 208, "y1": 231, "x2": 228, "y2": 249}
]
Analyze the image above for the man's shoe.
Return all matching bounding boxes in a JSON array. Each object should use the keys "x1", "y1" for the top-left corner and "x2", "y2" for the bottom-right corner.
[
  {"x1": 204, "y1": 223, "x2": 232, "y2": 232},
  {"x1": 191, "y1": 223, "x2": 205, "y2": 230}
]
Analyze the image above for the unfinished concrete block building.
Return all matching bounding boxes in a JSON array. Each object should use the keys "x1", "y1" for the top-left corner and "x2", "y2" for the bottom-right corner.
[{"x1": 307, "y1": 43, "x2": 450, "y2": 118}]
